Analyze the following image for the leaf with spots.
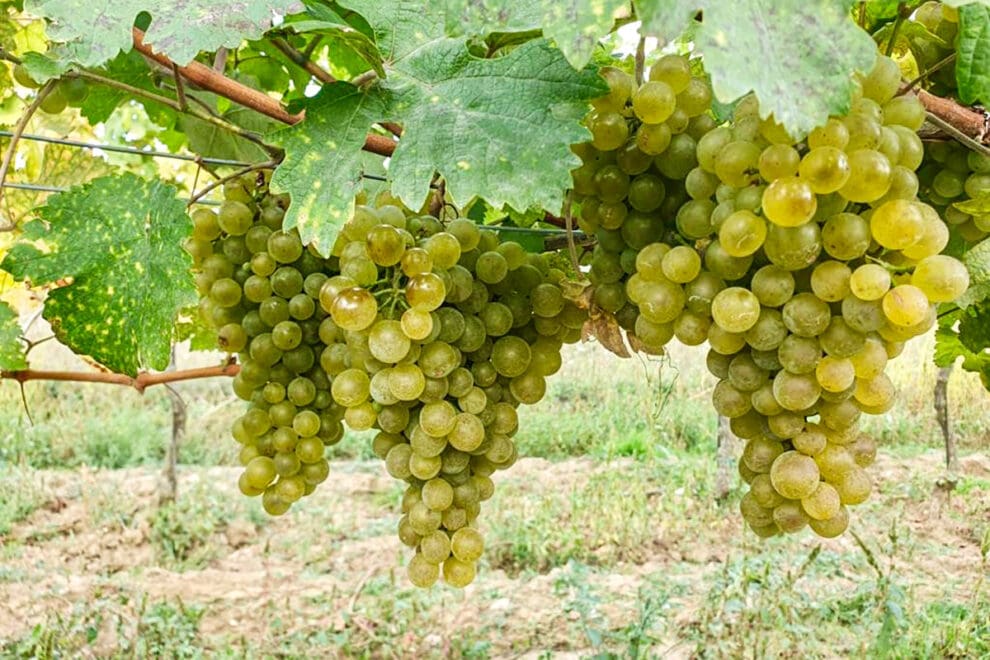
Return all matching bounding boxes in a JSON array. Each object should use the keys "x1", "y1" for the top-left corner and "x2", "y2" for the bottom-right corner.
[
  {"x1": 634, "y1": 0, "x2": 702, "y2": 44},
  {"x1": 267, "y1": 83, "x2": 393, "y2": 254},
  {"x1": 269, "y1": 2, "x2": 604, "y2": 251},
  {"x1": 382, "y1": 38, "x2": 605, "y2": 214},
  {"x1": 696, "y1": 0, "x2": 877, "y2": 138},
  {"x1": 1, "y1": 174, "x2": 196, "y2": 375},
  {"x1": 441, "y1": 0, "x2": 629, "y2": 68},
  {"x1": 0, "y1": 301, "x2": 27, "y2": 371},
  {"x1": 24, "y1": 0, "x2": 305, "y2": 66}
]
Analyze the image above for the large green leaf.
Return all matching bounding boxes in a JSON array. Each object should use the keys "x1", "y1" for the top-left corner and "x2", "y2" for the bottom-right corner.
[
  {"x1": 696, "y1": 0, "x2": 877, "y2": 138},
  {"x1": 25, "y1": 0, "x2": 305, "y2": 66},
  {"x1": 1, "y1": 174, "x2": 195, "y2": 375},
  {"x1": 384, "y1": 38, "x2": 603, "y2": 213},
  {"x1": 270, "y1": 1, "x2": 605, "y2": 252},
  {"x1": 635, "y1": 0, "x2": 701, "y2": 44},
  {"x1": 956, "y1": 4, "x2": 990, "y2": 105},
  {"x1": 268, "y1": 83, "x2": 393, "y2": 253},
  {"x1": 957, "y1": 234, "x2": 990, "y2": 308},
  {"x1": 79, "y1": 50, "x2": 176, "y2": 126},
  {"x1": 0, "y1": 301, "x2": 27, "y2": 371},
  {"x1": 443, "y1": 0, "x2": 628, "y2": 68}
]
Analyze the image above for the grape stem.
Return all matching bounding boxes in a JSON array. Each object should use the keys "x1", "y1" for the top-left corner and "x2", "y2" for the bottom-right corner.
[
  {"x1": 0, "y1": 79, "x2": 57, "y2": 231},
  {"x1": 0, "y1": 362, "x2": 241, "y2": 393},
  {"x1": 866, "y1": 254, "x2": 913, "y2": 274},
  {"x1": 131, "y1": 28, "x2": 398, "y2": 157},
  {"x1": 188, "y1": 161, "x2": 279, "y2": 205}
]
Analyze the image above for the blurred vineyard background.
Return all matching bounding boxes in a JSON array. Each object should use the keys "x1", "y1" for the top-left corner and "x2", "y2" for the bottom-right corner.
[{"x1": 0, "y1": 328, "x2": 987, "y2": 658}]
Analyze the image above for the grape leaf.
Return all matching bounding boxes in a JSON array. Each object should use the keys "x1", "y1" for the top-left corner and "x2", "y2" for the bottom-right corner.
[
  {"x1": 635, "y1": 0, "x2": 702, "y2": 44},
  {"x1": 383, "y1": 38, "x2": 605, "y2": 214},
  {"x1": 956, "y1": 4, "x2": 990, "y2": 105},
  {"x1": 943, "y1": 1, "x2": 990, "y2": 8},
  {"x1": 267, "y1": 83, "x2": 393, "y2": 253},
  {"x1": 79, "y1": 50, "x2": 176, "y2": 126},
  {"x1": 696, "y1": 0, "x2": 877, "y2": 138},
  {"x1": 271, "y1": 1, "x2": 605, "y2": 251},
  {"x1": 178, "y1": 104, "x2": 275, "y2": 163},
  {"x1": 442, "y1": 0, "x2": 629, "y2": 68},
  {"x1": 958, "y1": 301, "x2": 990, "y2": 353},
  {"x1": 0, "y1": 301, "x2": 26, "y2": 370},
  {"x1": 956, "y1": 235, "x2": 990, "y2": 308},
  {"x1": 19, "y1": 50, "x2": 68, "y2": 82},
  {"x1": 1, "y1": 174, "x2": 195, "y2": 375},
  {"x1": 24, "y1": 0, "x2": 305, "y2": 67}
]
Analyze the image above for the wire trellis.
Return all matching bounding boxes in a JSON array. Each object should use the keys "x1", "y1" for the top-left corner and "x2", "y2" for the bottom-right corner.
[{"x1": 0, "y1": 131, "x2": 585, "y2": 236}]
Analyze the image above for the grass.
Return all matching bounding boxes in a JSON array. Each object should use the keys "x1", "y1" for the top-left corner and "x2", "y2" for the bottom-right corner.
[{"x1": 0, "y1": 332, "x2": 987, "y2": 656}]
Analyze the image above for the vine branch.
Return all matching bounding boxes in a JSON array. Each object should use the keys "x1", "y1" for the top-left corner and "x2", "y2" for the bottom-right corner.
[
  {"x1": 916, "y1": 89, "x2": 990, "y2": 157},
  {"x1": 1, "y1": 363, "x2": 241, "y2": 394},
  {"x1": 0, "y1": 79, "x2": 57, "y2": 230},
  {"x1": 132, "y1": 28, "x2": 397, "y2": 157}
]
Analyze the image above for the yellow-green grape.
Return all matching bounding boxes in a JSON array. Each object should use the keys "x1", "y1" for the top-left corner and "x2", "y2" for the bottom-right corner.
[
  {"x1": 911, "y1": 255, "x2": 970, "y2": 303},
  {"x1": 792, "y1": 427, "x2": 827, "y2": 456},
  {"x1": 632, "y1": 81, "x2": 676, "y2": 123},
  {"x1": 451, "y1": 527, "x2": 485, "y2": 562},
  {"x1": 834, "y1": 468, "x2": 873, "y2": 505},
  {"x1": 408, "y1": 553, "x2": 440, "y2": 588},
  {"x1": 742, "y1": 436, "x2": 785, "y2": 473},
  {"x1": 822, "y1": 213, "x2": 871, "y2": 260},
  {"x1": 799, "y1": 147, "x2": 851, "y2": 194},
  {"x1": 750, "y1": 265, "x2": 795, "y2": 307},
  {"x1": 809, "y1": 505, "x2": 850, "y2": 538},
  {"x1": 649, "y1": 54, "x2": 691, "y2": 93},
  {"x1": 772, "y1": 370, "x2": 822, "y2": 411},
  {"x1": 719, "y1": 210, "x2": 767, "y2": 257},
  {"x1": 593, "y1": 66, "x2": 634, "y2": 112},
  {"x1": 815, "y1": 355, "x2": 856, "y2": 393},
  {"x1": 750, "y1": 473, "x2": 786, "y2": 508},
  {"x1": 420, "y1": 531, "x2": 452, "y2": 564},
  {"x1": 850, "y1": 337, "x2": 888, "y2": 380},
  {"x1": 660, "y1": 245, "x2": 702, "y2": 283},
  {"x1": 854, "y1": 372, "x2": 896, "y2": 409},
  {"x1": 801, "y1": 482, "x2": 842, "y2": 521},
  {"x1": 762, "y1": 177, "x2": 817, "y2": 227},
  {"x1": 591, "y1": 111, "x2": 629, "y2": 151},
  {"x1": 330, "y1": 287, "x2": 378, "y2": 331},
  {"x1": 870, "y1": 199, "x2": 923, "y2": 250},
  {"x1": 882, "y1": 285, "x2": 930, "y2": 326},
  {"x1": 773, "y1": 500, "x2": 810, "y2": 533},
  {"x1": 839, "y1": 149, "x2": 892, "y2": 202},
  {"x1": 759, "y1": 144, "x2": 801, "y2": 181},
  {"x1": 810, "y1": 261, "x2": 851, "y2": 302},
  {"x1": 901, "y1": 207, "x2": 950, "y2": 260},
  {"x1": 809, "y1": 118, "x2": 850, "y2": 150},
  {"x1": 636, "y1": 122, "x2": 673, "y2": 155},
  {"x1": 711, "y1": 287, "x2": 761, "y2": 333},
  {"x1": 849, "y1": 264, "x2": 891, "y2": 301},
  {"x1": 443, "y1": 557, "x2": 477, "y2": 587},
  {"x1": 715, "y1": 141, "x2": 762, "y2": 188},
  {"x1": 861, "y1": 55, "x2": 901, "y2": 103}
]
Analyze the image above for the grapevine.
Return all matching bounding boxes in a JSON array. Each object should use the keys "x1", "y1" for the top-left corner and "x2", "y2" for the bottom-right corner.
[{"x1": 0, "y1": 0, "x2": 988, "y2": 593}]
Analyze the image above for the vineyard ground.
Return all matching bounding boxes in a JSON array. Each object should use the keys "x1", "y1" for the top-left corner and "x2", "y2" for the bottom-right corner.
[{"x1": 0, "y1": 339, "x2": 988, "y2": 658}]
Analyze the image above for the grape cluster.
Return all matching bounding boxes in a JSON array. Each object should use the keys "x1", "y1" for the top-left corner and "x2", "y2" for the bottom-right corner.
[
  {"x1": 320, "y1": 208, "x2": 583, "y2": 588},
  {"x1": 186, "y1": 173, "x2": 584, "y2": 588},
  {"x1": 575, "y1": 55, "x2": 971, "y2": 539},
  {"x1": 919, "y1": 140, "x2": 990, "y2": 244},
  {"x1": 185, "y1": 173, "x2": 340, "y2": 514},
  {"x1": 574, "y1": 55, "x2": 718, "y2": 350}
]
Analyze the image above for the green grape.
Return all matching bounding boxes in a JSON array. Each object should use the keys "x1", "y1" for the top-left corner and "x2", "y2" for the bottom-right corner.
[
  {"x1": 451, "y1": 527, "x2": 485, "y2": 562},
  {"x1": 656, "y1": 133, "x2": 698, "y2": 180},
  {"x1": 764, "y1": 222, "x2": 822, "y2": 271},
  {"x1": 773, "y1": 370, "x2": 821, "y2": 411},
  {"x1": 369, "y1": 320, "x2": 412, "y2": 363},
  {"x1": 834, "y1": 468, "x2": 872, "y2": 505},
  {"x1": 808, "y1": 118, "x2": 850, "y2": 150},
  {"x1": 744, "y1": 308, "x2": 788, "y2": 351},
  {"x1": 810, "y1": 261, "x2": 851, "y2": 302},
  {"x1": 637, "y1": 280, "x2": 686, "y2": 324},
  {"x1": 719, "y1": 210, "x2": 767, "y2": 257},
  {"x1": 685, "y1": 167, "x2": 719, "y2": 201},
  {"x1": 330, "y1": 287, "x2": 378, "y2": 331},
  {"x1": 758, "y1": 144, "x2": 801, "y2": 181},
  {"x1": 715, "y1": 141, "x2": 761, "y2": 188},
  {"x1": 816, "y1": 355, "x2": 856, "y2": 393},
  {"x1": 770, "y1": 451, "x2": 821, "y2": 499},
  {"x1": 742, "y1": 436, "x2": 785, "y2": 473},
  {"x1": 849, "y1": 264, "x2": 891, "y2": 301},
  {"x1": 331, "y1": 368, "x2": 371, "y2": 407},
  {"x1": 712, "y1": 380, "x2": 752, "y2": 418},
  {"x1": 762, "y1": 177, "x2": 817, "y2": 227},
  {"x1": 773, "y1": 501, "x2": 810, "y2": 534},
  {"x1": 591, "y1": 111, "x2": 630, "y2": 151},
  {"x1": 627, "y1": 174, "x2": 666, "y2": 212},
  {"x1": 632, "y1": 81, "x2": 676, "y2": 123},
  {"x1": 911, "y1": 255, "x2": 970, "y2": 303},
  {"x1": 882, "y1": 285, "x2": 930, "y2": 326},
  {"x1": 406, "y1": 273, "x2": 447, "y2": 311},
  {"x1": 778, "y1": 334, "x2": 821, "y2": 375},
  {"x1": 593, "y1": 66, "x2": 634, "y2": 112},
  {"x1": 704, "y1": 240, "x2": 753, "y2": 281},
  {"x1": 677, "y1": 78, "x2": 712, "y2": 117},
  {"x1": 660, "y1": 246, "x2": 701, "y2": 283},
  {"x1": 750, "y1": 265, "x2": 795, "y2": 307},
  {"x1": 799, "y1": 147, "x2": 851, "y2": 194},
  {"x1": 636, "y1": 122, "x2": 672, "y2": 155},
  {"x1": 649, "y1": 54, "x2": 691, "y2": 92},
  {"x1": 839, "y1": 150, "x2": 892, "y2": 202},
  {"x1": 870, "y1": 199, "x2": 923, "y2": 250},
  {"x1": 697, "y1": 126, "x2": 734, "y2": 172},
  {"x1": 821, "y1": 213, "x2": 870, "y2": 260}
]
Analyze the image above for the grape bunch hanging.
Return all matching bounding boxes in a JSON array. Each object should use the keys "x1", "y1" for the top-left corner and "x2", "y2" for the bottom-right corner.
[
  {"x1": 573, "y1": 53, "x2": 969, "y2": 539},
  {"x1": 186, "y1": 173, "x2": 583, "y2": 588}
]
